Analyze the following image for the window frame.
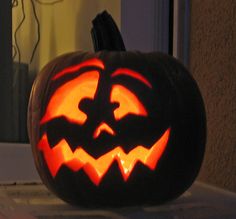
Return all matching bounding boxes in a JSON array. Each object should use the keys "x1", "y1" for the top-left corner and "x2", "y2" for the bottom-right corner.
[{"x1": 0, "y1": 1, "x2": 13, "y2": 142}]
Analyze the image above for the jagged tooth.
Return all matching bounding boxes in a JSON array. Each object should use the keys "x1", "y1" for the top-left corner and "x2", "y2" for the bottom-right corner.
[
  {"x1": 83, "y1": 163, "x2": 102, "y2": 186},
  {"x1": 80, "y1": 147, "x2": 117, "y2": 185},
  {"x1": 115, "y1": 147, "x2": 140, "y2": 181},
  {"x1": 38, "y1": 134, "x2": 65, "y2": 177},
  {"x1": 145, "y1": 128, "x2": 171, "y2": 169}
]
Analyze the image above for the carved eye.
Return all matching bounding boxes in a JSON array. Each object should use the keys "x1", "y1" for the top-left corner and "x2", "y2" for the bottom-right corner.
[
  {"x1": 110, "y1": 84, "x2": 148, "y2": 120},
  {"x1": 40, "y1": 71, "x2": 99, "y2": 125}
]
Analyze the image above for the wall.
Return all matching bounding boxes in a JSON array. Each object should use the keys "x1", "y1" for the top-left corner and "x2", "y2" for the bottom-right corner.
[
  {"x1": 12, "y1": 0, "x2": 120, "y2": 74},
  {"x1": 121, "y1": 0, "x2": 170, "y2": 53},
  {"x1": 189, "y1": 0, "x2": 236, "y2": 192}
]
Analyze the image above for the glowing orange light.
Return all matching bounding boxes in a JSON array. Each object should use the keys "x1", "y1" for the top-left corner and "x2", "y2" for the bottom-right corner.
[
  {"x1": 53, "y1": 58, "x2": 105, "y2": 80},
  {"x1": 110, "y1": 85, "x2": 148, "y2": 120},
  {"x1": 38, "y1": 128, "x2": 170, "y2": 186},
  {"x1": 111, "y1": 68, "x2": 152, "y2": 88},
  {"x1": 40, "y1": 71, "x2": 99, "y2": 125},
  {"x1": 93, "y1": 122, "x2": 115, "y2": 138}
]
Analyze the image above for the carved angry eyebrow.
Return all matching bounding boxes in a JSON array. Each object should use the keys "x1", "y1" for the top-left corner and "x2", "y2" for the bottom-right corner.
[
  {"x1": 53, "y1": 58, "x2": 105, "y2": 80},
  {"x1": 111, "y1": 68, "x2": 152, "y2": 88}
]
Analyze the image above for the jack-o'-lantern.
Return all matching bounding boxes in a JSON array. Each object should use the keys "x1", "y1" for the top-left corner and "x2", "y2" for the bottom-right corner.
[{"x1": 28, "y1": 11, "x2": 206, "y2": 207}]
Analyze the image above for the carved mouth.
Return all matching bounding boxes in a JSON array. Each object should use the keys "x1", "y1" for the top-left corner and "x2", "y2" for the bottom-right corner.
[{"x1": 38, "y1": 128, "x2": 170, "y2": 186}]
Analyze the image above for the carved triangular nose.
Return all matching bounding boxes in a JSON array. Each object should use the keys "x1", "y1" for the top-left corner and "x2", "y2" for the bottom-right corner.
[{"x1": 93, "y1": 122, "x2": 116, "y2": 139}]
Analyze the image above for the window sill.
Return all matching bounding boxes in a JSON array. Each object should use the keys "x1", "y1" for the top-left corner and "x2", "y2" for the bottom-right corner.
[{"x1": 0, "y1": 143, "x2": 40, "y2": 184}]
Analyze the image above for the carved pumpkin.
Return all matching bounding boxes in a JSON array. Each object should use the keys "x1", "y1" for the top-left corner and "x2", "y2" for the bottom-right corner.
[
  {"x1": 28, "y1": 11, "x2": 206, "y2": 207},
  {"x1": 28, "y1": 51, "x2": 206, "y2": 207}
]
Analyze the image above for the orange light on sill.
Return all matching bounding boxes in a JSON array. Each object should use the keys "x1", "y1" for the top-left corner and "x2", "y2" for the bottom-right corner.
[
  {"x1": 93, "y1": 122, "x2": 115, "y2": 138},
  {"x1": 38, "y1": 128, "x2": 170, "y2": 186},
  {"x1": 53, "y1": 58, "x2": 105, "y2": 80},
  {"x1": 110, "y1": 85, "x2": 148, "y2": 120},
  {"x1": 40, "y1": 71, "x2": 99, "y2": 125}
]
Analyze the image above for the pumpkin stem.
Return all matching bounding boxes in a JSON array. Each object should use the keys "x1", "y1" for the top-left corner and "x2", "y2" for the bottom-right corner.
[{"x1": 91, "y1": 10, "x2": 126, "y2": 52}]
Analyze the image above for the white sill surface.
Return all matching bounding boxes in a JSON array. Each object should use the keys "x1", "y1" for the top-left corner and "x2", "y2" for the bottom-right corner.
[{"x1": 0, "y1": 181, "x2": 235, "y2": 219}]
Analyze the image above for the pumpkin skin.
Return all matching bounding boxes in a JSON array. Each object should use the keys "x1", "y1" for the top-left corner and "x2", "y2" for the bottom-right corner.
[{"x1": 28, "y1": 51, "x2": 206, "y2": 207}]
